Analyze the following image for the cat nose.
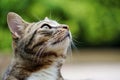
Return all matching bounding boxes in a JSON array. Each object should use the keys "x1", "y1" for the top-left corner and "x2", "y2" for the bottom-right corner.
[{"x1": 62, "y1": 25, "x2": 69, "y2": 30}]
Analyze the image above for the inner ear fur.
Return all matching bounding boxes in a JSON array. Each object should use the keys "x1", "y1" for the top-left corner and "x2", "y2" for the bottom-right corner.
[{"x1": 7, "y1": 12, "x2": 29, "y2": 39}]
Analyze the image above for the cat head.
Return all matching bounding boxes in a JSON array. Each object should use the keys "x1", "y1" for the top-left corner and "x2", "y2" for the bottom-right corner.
[{"x1": 7, "y1": 12, "x2": 71, "y2": 62}]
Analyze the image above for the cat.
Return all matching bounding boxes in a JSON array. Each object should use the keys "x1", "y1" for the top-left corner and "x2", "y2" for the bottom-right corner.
[{"x1": 2, "y1": 12, "x2": 72, "y2": 80}]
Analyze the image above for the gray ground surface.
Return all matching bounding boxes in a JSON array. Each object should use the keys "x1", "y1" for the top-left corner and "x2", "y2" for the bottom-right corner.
[
  {"x1": 0, "y1": 49, "x2": 120, "y2": 80},
  {"x1": 62, "y1": 63, "x2": 120, "y2": 80}
]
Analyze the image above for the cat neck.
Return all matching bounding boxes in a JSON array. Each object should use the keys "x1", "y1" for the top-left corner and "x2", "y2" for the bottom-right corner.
[
  {"x1": 11, "y1": 51, "x2": 65, "y2": 80},
  {"x1": 26, "y1": 62, "x2": 63, "y2": 80}
]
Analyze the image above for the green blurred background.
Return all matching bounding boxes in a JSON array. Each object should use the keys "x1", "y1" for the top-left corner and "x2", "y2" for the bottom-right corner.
[{"x1": 0, "y1": 0, "x2": 120, "y2": 52}]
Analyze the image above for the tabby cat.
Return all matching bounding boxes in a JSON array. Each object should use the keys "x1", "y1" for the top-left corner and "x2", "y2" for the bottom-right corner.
[{"x1": 2, "y1": 12, "x2": 71, "y2": 80}]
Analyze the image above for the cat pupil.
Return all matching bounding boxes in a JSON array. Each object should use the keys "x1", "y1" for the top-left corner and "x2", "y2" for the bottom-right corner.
[{"x1": 43, "y1": 26, "x2": 49, "y2": 29}]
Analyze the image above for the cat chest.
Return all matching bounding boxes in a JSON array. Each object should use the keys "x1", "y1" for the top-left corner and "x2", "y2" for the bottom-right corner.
[{"x1": 26, "y1": 66, "x2": 58, "y2": 80}]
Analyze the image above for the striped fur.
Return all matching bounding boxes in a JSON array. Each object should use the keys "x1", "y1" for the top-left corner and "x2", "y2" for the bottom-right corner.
[{"x1": 2, "y1": 12, "x2": 71, "y2": 80}]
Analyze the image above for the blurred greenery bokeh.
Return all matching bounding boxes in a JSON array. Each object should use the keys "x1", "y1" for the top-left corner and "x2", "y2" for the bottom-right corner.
[{"x1": 0, "y1": 0, "x2": 120, "y2": 52}]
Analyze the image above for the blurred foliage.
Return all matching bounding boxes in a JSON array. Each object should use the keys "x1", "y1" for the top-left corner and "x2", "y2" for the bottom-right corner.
[{"x1": 0, "y1": 0, "x2": 120, "y2": 52}]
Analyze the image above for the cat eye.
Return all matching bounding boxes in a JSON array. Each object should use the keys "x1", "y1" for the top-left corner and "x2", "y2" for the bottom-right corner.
[{"x1": 41, "y1": 24, "x2": 51, "y2": 29}]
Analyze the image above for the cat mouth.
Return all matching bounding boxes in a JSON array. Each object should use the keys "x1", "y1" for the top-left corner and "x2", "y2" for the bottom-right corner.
[{"x1": 52, "y1": 33, "x2": 70, "y2": 45}]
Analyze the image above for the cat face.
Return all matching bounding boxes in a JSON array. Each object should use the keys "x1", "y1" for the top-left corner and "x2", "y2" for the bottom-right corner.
[{"x1": 7, "y1": 12, "x2": 71, "y2": 60}]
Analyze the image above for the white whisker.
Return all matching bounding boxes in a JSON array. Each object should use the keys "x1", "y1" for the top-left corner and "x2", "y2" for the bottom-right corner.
[{"x1": 67, "y1": 41, "x2": 73, "y2": 62}]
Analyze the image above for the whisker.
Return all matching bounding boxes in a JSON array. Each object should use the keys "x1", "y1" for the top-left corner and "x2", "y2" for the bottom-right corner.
[
  {"x1": 49, "y1": 10, "x2": 52, "y2": 19},
  {"x1": 71, "y1": 39, "x2": 78, "y2": 50},
  {"x1": 55, "y1": 16, "x2": 61, "y2": 22},
  {"x1": 67, "y1": 42, "x2": 73, "y2": 62},
  {"x1": 72, "y1": 38, "x2": 81, "y2": 44},
  {"x1": 48, "y1": 9, "x2": 61, "y2": 22},
  {"x1": 33, "y1": 15, "x2": 41, "y2": 21},
  {"x1": 72, "y1": 38, "x2": 84, "y2": 47},
  {"x1": 70, "y1": 39, "x2": 81, "y2": 57}
]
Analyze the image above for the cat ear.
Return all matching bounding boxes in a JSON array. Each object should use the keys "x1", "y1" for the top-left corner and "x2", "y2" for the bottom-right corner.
[{"x1": 7, "y1": 12, "x2": 28, "y2": 38}]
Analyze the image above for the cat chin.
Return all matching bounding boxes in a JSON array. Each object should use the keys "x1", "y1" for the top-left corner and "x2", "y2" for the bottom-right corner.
[
  {"x1": 46, "y1": 37, "x2": 70, "y2": 53},
  {"x1": 52, "y1": 37, "x2": 69, "y2": 45},
  {"x1": 51, "y1": 32, "x2": 70, "y2": 45}
]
